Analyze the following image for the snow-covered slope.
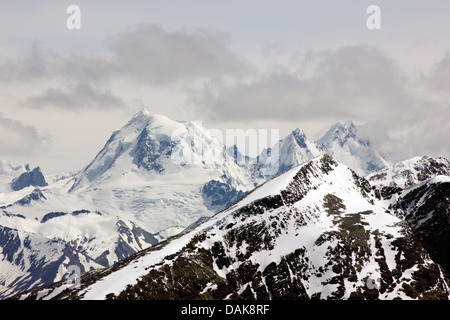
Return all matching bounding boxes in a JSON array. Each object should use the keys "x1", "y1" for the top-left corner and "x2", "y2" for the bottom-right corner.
[
  {"x1": 18, "y1": 155, "x2": 449, "y2": 300},
  {"x1": 316, "y1": 121, "x2": 389, "y2": 176},
  {"x1": 67, "y1": 108, "x2": 257, "y2": 230},
  {"x1": 366, "y1": 156, "x2": 450, "y2": 189},
  {"x1": 0, "y1": 112, "x2": 430, "y2": 299},
  {"x1": 253, "y1": 121, "x2": 389, "y2": 179},
  {"x1": 254, "y1": 128, "x2": 321, "y2": 178},
  {"x1": 0, "y1": 161, "x2": 29, "y2": 206},
  {"x1": 0, "y1": 109, "x2": 259, "y2": 298},
  {"x1": 366, "y1": 156, "x2": 450, "y2": 279}
]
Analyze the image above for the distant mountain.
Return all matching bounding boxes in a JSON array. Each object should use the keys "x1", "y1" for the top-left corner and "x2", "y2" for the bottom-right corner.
[
  {"x1": 10, "y1": 165, "x2": 48, "y2": 191},
  {"x1": 16, "y1": 155, "x2": 449, "y2": 300},
  {"x1": 0, "y1": 208, "x2": 157, "y2": 298},
  {"x1": 68, "y1": 108, "x2": 257, "y2": 226},
  {"x1": 0, "y1": 161, "x2": 28, "y2": 194},
  {"x1": 316, "y1": 121, "x2": 389, "y2": 176},
  {"x1": 366, "y1": 156, "x2": 450, "y2": 189},
  {"x1": 0, "y1": 111, "x2": 424, "y2": 299},
  {"x1": 0, "y1": 109, "x2": 258, "y2": 298},
  {"x1": 253, "y1": 120, "x2": 389, "y2": 179},
  {"x1": 253, "y1": 128, "x2": 320, "y2": 178}
]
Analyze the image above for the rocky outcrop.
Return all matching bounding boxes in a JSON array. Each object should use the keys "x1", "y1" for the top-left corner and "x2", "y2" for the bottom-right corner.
[{"x1": 10, "y1": 166, "x2": 48, "y2": 191}]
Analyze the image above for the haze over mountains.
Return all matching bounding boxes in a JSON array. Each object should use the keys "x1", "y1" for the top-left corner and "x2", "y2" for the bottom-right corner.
[{"x1": 0, "y1": 109, "x2": 448, "y2": 299}]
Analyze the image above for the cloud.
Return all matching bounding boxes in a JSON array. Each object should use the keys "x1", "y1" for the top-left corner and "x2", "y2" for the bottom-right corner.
[
  {"x1": 25, "y1": 83, "x2": 126, "y2": 110},
  {"x1": 197, "y1": 44, "x2": 450, "y2": 162},
  {"x1": 0, "y1": 24, "x2": 250, "y2": 112},
  {"x1": 107, "y1": 24, "x2": 250, "y2": 84},
  {"x1": 0, "y1": 24, "x2": 248, "y2": 86},
  {"x1": 0, "y1": 41, "x2": 52, "y2": 82},
  {"x1": 0, "y1": 115, "x2": 50, "y2": 156},
  {"x1": 1, "y1": 26, "x2": 449, "y2": 163},
  {"x1": 199, "y1": 45, "x2": 409, "y2": 122},
  {"x1": 426, "y1": 52, "x2": 450, "y2": 94}
]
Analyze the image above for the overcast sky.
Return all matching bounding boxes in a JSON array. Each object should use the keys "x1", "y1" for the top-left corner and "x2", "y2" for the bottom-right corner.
[{"x1": 1, "y1": 0, "x2": 450, "y2": 174}]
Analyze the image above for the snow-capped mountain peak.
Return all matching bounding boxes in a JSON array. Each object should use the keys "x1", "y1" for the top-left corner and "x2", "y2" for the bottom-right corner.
[
  {"x1": 5, "y1": 111, "x2": 446, "y2": 300},
  {"x1": 315, "y1": 120, "x2": 388, "y2": 176},
  {"x1": 18, "y1": 154, "x2": 450, "y2": 300},
  {"x1": 366, "y1": 156, "x2": 450, "y2": 189},
  {"x1": 69, "y1": 109, "x2": 189, "y2": 191},
  {"x1": 253, "y1": 128, "x2": 321, "y2": 178},
  {"x1": 317, "y1": 120, "x2": 363, "y2": 148},
  {"x1": 65, "y1": 108, "x2": 257, "y2": 240},
  {"x1": 290, "y1": 128, "x2": 308, "y2": 147},
  {"x1": 126, "y1": 108, "x2": 185, "y2": 141}
]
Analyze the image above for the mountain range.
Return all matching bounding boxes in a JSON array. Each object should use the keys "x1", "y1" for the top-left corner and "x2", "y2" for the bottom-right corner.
[
  {"x1": 1, "y1": 109, "x2": 448, "y2": 300},
  {"x1": 12, "y1": 154, "x2": 450, "y2": 300}
]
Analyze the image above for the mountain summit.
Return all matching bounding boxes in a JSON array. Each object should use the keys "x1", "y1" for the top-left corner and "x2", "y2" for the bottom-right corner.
[
  {"x1": 0, "y1": 111, "x2": 399, "y2": 299},
  {"x1": 17, "y1": 155, "x2": 450, "y2": 300},
  {"x1": 316, "y1": 120, "x2": 389, "y2": 175},
  {"x1": 253, "y1": 128, "x2": 320, "y2": 178},
  {"x1": 67, "y1": 108, "x2": 257, "y2": 233}
]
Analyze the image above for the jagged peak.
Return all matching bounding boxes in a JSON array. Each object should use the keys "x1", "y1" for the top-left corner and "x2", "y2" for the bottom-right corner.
[
  {"x1": 329, "y1": 120, "x2": 357, "y2": 138},
  {"x1": 316, "y1": 120, "x2": 375, "y2": 155},
  {"x1": 289, "y1": 128, "x2": 308, "y2": 148},
  {"x1": 342, "y1": 120, "x2": 356, "y2": 130},
  {"x1": 366, "y1": 155, "x2": 450, "y2": 189},
  {"x1": 132, "y1": 107, "x2": 152, "y2": 118},
  {"x1": 291, "y1": 128, "x2": 306, "y2": 138},
  {"x1": 236, "y1": 154, "x2": 340, "y2": 210},
  {"x1": 126, "y1": 108, "x2": 175, "y2": 129}
]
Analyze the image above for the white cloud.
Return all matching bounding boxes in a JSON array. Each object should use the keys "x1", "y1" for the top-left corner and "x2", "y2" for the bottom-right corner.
[
  {"x1": 199, "y1": 45, "x2": 408, "y2": 121},
  {"x1": 25, "y1": 83, "x2": 126, "y2": 110},
  {"x1": 107, "y1": 24, "x2": 250, "y2": 84},
  {"x1": 0, "y1": 115, "x2": 50, "y2": 156},
  {"x1": 0, "y1": 24, "x2": 249, "y2": 86},
  {"x1": 197, "y1": 45, "x2": 450, "y2": 162}
]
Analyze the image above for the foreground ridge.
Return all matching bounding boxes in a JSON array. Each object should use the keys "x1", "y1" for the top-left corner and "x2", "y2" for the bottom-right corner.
[
  {"x1": 13, "y1": 155, "x2": 450, "y2": 300},
  {"x1": 0, "y1": 111, "x2": 394, "y2": 298}
]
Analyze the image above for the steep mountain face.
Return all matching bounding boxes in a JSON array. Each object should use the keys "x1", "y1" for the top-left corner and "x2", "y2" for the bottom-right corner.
[
  {"x1": 68, "y1": 109, "x2": 257, "y2": 225},
  {"x1": 399, "y1": 178, "x2": 450, "y2": 276},
  {"x1": 253, "y1": 128, "x2": 320, "y2": 178},
  {"x1": 253, "y1": 120, "x2": 389, "y2": 179},
  {"x1": 0, "y1": 112, "x2": 437, "y2": 300},
  {"x1": 366, "y1": 156, "x2": 450, "y2": 190},
  {"x1": 0, "y1": 208, "x2": 157, "y2": 299},
  {"x1": 316, "y1": 121, "x2": 389, "y2": 176},
  {"x1": 10, "y1": 166, "x2": 48, "y2": 191},
  {"x1": 367, "y1": 156, "x2": 450, "y2": 276},
  {"x1": 0, "y1": 109, "x2": 258, "y2": 298},
  {"x1": 17, "y1": 155, "x2": 449, "y2": 300}
]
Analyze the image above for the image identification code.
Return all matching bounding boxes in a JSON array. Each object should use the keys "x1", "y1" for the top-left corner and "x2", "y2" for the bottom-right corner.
[{"x1": 181, "y1": 304, "x2": 270, "y2": 317}]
